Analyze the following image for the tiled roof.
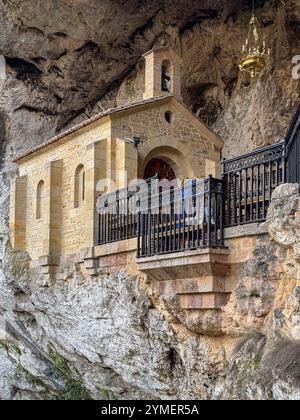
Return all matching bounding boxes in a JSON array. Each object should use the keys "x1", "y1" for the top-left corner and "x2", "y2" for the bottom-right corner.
[{"x1": 13, "y1": 95, "x2": 173, "y2": 162}]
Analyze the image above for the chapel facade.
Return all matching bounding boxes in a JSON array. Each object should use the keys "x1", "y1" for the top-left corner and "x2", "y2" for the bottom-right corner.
[{"x1": 10, "y1": 46, "x2": 223, "y2": 263}]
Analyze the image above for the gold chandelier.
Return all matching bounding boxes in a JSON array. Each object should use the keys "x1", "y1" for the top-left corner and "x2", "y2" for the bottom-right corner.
[{"x1": 239, "y1": 2, "x2": 269, "y2": 79}]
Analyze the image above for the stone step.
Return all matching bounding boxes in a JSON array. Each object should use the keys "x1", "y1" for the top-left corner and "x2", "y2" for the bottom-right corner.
[
  {"x1": 155, "y1": 276, "x2": 226, "y2": 295},
  {"x1": 179, "y1": 292, "x2": 231, "y2": 310}
]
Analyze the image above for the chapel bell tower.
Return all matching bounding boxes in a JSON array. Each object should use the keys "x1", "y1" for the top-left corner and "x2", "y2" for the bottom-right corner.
[{"x1": 143, "y1": 46, "x2": 183, "y2": 101}]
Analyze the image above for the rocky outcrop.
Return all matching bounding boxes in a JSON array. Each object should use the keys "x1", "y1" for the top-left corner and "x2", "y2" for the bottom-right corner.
[
  {"x1": 0, "y1": 247, "x2": 230, "y2": 400},
  {"x1": 267, "y1": 184, "x2": 300, "y2": 341},
  {"x1": 0, "y1": 183, "x2": 300, "y2": 400}
]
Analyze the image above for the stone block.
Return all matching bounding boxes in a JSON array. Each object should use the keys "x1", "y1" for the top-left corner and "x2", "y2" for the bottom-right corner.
[
  {"x1": 38, "y1": 255, "x2": 60, "y2": 267},
  {"x1": 40, "y1": 265, "x2": 58, "y2": 275},
  {"x1": 157, "y1": 276, "x2": 226, "y2": 295},
  {"x1": 81, "y1": 247, "x2": 96, "y2": 260},
  {"x1": 179, "y1": 292, "x2": 230, "y2": 310},
  {"x1": 84, "y1": 258, "x2": 98, "y2": 270}
]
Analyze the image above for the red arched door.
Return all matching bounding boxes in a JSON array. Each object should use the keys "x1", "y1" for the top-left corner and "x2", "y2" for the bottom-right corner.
[{"x1": 144, "y1": 158, "x2": 176, "y2": 181}]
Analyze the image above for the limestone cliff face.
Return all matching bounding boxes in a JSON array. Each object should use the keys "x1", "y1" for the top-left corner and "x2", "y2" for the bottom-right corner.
[
  {"x1": 1, "y1": 0, "x2": 300, "y2": 400},
  {"x1": 1, "y1": 0, "x2": 300, "y2": 163}
]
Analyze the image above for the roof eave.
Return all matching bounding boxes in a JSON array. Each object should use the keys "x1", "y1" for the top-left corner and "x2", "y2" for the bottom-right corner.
[{"x1": 13, "y1": 95, "x2": 174, "y2": 164}]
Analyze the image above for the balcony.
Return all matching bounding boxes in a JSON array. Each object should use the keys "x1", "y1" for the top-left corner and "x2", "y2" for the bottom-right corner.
[
  {"x1": 223, "y1": 141, "x2": 286, "y2": 227},
  {"x1": 95, "y1": 141, "x2": 287, "y2": 335},
  {"x1": 99, "y1": 176, "x2": 224, "y2": 252},
  {"x1": 98, "y1": 142, "x2": 286, "y2": 254}
]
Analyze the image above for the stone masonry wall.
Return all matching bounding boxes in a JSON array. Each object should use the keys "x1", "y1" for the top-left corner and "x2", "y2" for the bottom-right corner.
[
  {"x1": 13, "y1": 123, "x2": 105, "y2": 260},
  {"x1": 112, "y1": 100, "x2": 221, "y2": 180}
]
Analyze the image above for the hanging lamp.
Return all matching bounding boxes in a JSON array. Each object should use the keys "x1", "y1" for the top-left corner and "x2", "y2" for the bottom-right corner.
[{"x1": 239, "y1": 1, "x2": 269, "y2": 78}]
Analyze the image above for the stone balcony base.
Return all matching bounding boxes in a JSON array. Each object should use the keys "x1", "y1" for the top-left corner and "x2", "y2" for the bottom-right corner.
[{"x1": 137, "y1": 248, "x2": 236, "y2": 336}]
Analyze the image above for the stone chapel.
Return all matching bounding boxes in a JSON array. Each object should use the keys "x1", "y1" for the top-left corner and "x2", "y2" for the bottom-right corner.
[{"x1": 10, "y1": 46, "x2": 223, "y2": 263}]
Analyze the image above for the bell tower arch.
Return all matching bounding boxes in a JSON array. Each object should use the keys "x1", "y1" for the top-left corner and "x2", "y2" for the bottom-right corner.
[{"x1": 143, "y1": 47, "x2": 183, "y2": 101}]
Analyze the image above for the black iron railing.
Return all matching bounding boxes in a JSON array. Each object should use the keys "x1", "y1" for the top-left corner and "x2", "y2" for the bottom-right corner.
[
  {"x1": 98, "y1": 177, "x2": 155, "y2": 245},
  {"x1": 286, "y1": 103, "x2": 300, "y2": 184},
  {"x1": 137, "y1": 177, "x2": 224, "y2": 258},
  {"x1": 222, "y1": 142, "x2": 286, "y2": 227},
  {"x1": 98, "y1": 107, "x2": 300, "y2": 253}
]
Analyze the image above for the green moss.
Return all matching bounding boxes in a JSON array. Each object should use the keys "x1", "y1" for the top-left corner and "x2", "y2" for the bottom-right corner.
[
  {"x1": 243, "y1": 355, "x2": 262, "y2": 373},
  {"x1": 251, "y1": 359, "x2": 262, "y2": 371},
  {"x1": 99, "y1": 388, "x2": 110, "y2": 400},
  {"x1": 51, "y1": 352, "x2": 70, "y2": 374},
  {"x1": 0, "y1": 339, "x2": 22, "y2": 357},
  {"x1": 0, "y1": 339, "x2": 9, "y2": 352},
  {"x1": 24, "y1": 372, "x2": 45, "y2": 387},
  {"x1": 2, "y1": 341, "x2": 92, "y2": 400},
  {"x1": 96, "y1": 386, "x2": 117, "y2": 400},
  {"x1": 12, "y1": 344, "x2": 22, "y2": 356},
  {"x1": 17, "y1": 366, "x2": 46, "y2": 388},
  {"x1": 54, "y1": 379, "x2": 92, "y2": 401},
  {"x1": 47, "y1": 346, "x2": 92, "y2": 400}
]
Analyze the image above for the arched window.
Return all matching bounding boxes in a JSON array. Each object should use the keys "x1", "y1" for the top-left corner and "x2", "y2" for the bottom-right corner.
[
  {"x1": 74, "y1": 164, "x2": 85, "y2": 208},
  {"x1": 161, "y1": 60, "x2": 171, "y2": 93},
  {"x1": 36, "y1": 180, "x2": 44, "y2": 220}
]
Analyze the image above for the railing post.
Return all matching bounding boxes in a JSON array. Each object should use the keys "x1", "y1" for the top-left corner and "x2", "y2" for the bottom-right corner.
[
  {"x1": 207, "y1": 175, "x2": 212, "y2": 246},
  {"x1": 282, "y1": 142, "x2": 286, "y2": 184},
  {"x1": 220, "y1": 177, "x2": 225, "y2": 247},
  {"x1": 147, "y1": 178, "x2": 152, "y2": 256},
  {"x1": 137, "y1": 198, "x2": 141, "y2": 258}
]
